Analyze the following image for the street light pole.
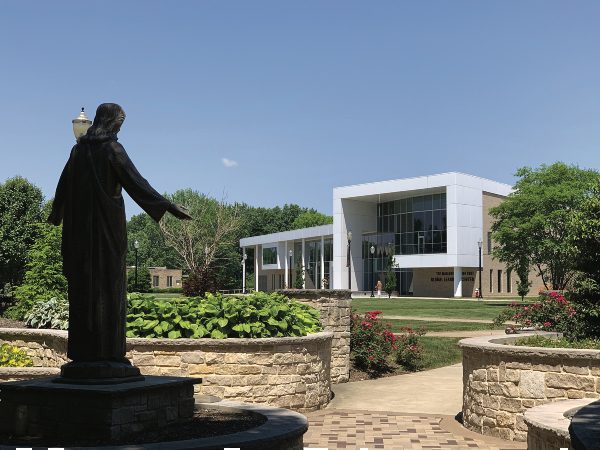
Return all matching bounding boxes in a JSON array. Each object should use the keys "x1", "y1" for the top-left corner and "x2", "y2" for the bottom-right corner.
[
  {"x1": 242, "y1": 253, "x2": 247, "y2": 294},
  {"x1": 289, "y1": 249, "x2": 293, "y2": 289},
  {"x1": 478, "y1": 238, "x2": 483, "y2": 300},
  {"x1": 370, "y1": 245, "x2": 375, "y2": 298},
  {"x1": 134, "y1": 240, "x2": 139, "y2": 292},
  {"x1": 347, "y1": 230, "x2": 353, "y2": 299}
]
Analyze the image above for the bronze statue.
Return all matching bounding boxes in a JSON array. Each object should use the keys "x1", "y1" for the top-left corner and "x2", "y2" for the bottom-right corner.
[{"x1": 48, "y1": 103, "x2": 191, "y2": 381}]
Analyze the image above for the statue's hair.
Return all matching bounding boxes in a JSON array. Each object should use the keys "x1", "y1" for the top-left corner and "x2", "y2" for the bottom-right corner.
[{"x1": 88, "y1": 103, "x2": 125, "y2": 136}]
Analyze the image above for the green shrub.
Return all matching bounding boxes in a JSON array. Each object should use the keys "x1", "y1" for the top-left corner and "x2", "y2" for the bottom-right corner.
[
  {"x1": 24, "y1": 297, "x2": 69, "y2": 330},
  {"x1": 0, "y1": 344, "x2": 33, "y2": 367},
  {"x1": 127, "y1": 266, "x2": 152, "y2": 293},
  {"x1": 126, "y1": 291, "x2": 322, "y2": 339},
  {"x1": 151, "y1": 288, "x2": 184, "y2": 294},
  {"x1": 510, "y1": 335, "x2": 600, "y2": 349}
]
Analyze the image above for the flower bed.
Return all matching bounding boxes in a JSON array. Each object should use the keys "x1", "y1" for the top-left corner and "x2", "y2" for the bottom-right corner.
[
  {"x1": 459, "y1": 332, "x2": 600, "y2": 442},
  {"x1": 0, "y1": 328, "x2": 333, "y2": 412}
]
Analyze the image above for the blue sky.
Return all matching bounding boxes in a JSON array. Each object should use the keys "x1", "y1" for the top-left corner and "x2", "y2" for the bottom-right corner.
[{"x1": 1, "y1": 1, "x2": 599, "y2": 218}]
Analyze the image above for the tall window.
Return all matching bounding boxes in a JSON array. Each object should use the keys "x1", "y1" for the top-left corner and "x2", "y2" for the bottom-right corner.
[
  {"x1": 263, "y1": 247, "x2": 277, "y2": 265},
  {"x1": 507, "y1": 270, "x2": 512, "y2": 293},
  {"x1": 377, "y1": 192, "x2": 447, "y2": 255},
  {"x1": 497, "y1": 270, "x2": 502, "y2": 293},
  {"x1": 153, "y1": 276, "x2": 159, "y2": 288},
  {"x1": 167, "y1": 276, "x2": 173, "y2": 288},
  {"x1": 487, "y1": 232, "x2": 492, "y2": 254},
  {"x1": 489, "y1": 269, "x2": 493, "y2": 292}
]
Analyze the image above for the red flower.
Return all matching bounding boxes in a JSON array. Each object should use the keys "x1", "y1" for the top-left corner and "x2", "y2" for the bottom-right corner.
[
  {"x1": 544, "y1": 322, "x2": 551, "y2": 327},
  {"x1": 370, "y1": 356, "x2": 374, "y2": 360}
]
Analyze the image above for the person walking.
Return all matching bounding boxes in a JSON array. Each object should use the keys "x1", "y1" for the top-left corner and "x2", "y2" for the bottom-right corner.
[{"x1": 376, "y1": 280, "x2": 382, "y2": 298}]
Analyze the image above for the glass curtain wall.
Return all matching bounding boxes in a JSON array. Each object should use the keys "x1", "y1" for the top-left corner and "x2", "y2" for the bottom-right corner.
[
  {"x1": 362, "y1": 233, "x2": 394, "y2": 292},
  {"x1": 305, "y1": 240, "x2": 322, "y2": 289},
  {"x1": 293, "y1": 242, "x2": 303, "y2": 286},
  {"x1": 378, "y1": 192, "x2": 447, "y2": 255}
]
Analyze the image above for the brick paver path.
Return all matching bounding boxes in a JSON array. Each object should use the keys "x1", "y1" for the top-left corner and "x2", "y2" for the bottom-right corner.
[{"x1": 303, "y1": 410, "x2": 527, "y2": 450}]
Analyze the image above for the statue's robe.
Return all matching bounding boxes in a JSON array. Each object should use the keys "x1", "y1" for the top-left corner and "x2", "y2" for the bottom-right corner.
[{"x1": 49, "y1": 134, "x2": 171, "y2": 361}]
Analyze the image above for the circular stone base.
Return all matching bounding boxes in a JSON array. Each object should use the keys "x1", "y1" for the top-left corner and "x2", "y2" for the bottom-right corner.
[{"x1": 56, "y1": 359, "x2": 142, "y2": 384}]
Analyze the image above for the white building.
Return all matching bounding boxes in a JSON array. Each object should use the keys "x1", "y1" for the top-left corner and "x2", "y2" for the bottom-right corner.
[{"x1": 240, "y1": 172, "x2": 527, "y2": 298}]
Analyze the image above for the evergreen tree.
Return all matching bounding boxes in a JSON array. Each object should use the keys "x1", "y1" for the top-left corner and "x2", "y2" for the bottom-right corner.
[
  {"x1": 294, "y1": 256, "x2": 305, "y2": 289},
  {"x1": 4, "y1": 223, "x2": 67, "y2": 320},
  {"x1": 384, "y1": 250, "x2": 398, "y2": 298}
]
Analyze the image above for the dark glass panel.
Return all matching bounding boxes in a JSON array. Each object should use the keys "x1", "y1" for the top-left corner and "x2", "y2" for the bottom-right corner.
[
  {"x1": 394, "y1": 200, "x2": 401, "y2": 214},
  {"x1": 406, "y1": 213, "x2": 413, "y2": 232},
  {"x1": 377, "y1": 217, "x2": 382, "y2": 233},
  {"x1": 433, "y1": 210, "x2": 443, "y2": 230},
  {"x1": 413, "y1": 212, "x2": 424, "y2": 231},
  {"x1": 441, "y1": 193, "x2": 446, "y2": 209},
  {"x1": 424, "y1": 210, "x2": 433, "y2": 231},
  {"x1": 426, "y1": 243, "x2": 433, "y2": 254},
  {"x1": 432, "y1": 231, "x2": 442, "y2": 244},
  {"x1": 405, "y1": 232, "x2": 413, "y2": 245},
  {"x1": 413, "y1": 196, "x2": 424, "y2": 212},
  {"x1": 433, "y1": 242, "x2": 442, "y2": 253},
  {"x1": 383, "y1": 216, "x2": 389, "y2": 233},
  {"x1": 396, "y1": 215, "x2": 402, "y2": 233},
  {"x1": 424, "y1": 195, "x2": 433, "y2": 210},
  {"x1": 388, "y1": 201, "x2": 394, "y2": 215},
  {"x1": 433, "y1": 193, "x2": 441, "y2": 210},
  {"x1": 383, "y1": 202, "x2": 388, "y2": 216},
  {"x1": 377, "y1": 203, "x2": 382, "y2": 217},
  {"x1": 442, "y1": 211, "x2": 447, "y2": 229},
  {"x1": 406, "y1": 197, "x2": 413, "y2": 212},
  {"x1": 442, "y1": 230, "x2": 447, "y2": 242},
  {"x1": 400, "y1": 198, "x2": 406, "y2": 213}
]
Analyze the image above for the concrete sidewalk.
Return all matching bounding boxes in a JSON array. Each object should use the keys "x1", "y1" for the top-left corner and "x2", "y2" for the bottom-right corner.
[{"x1": 328, "y1": 363, "x2": 464, "y2": 416}]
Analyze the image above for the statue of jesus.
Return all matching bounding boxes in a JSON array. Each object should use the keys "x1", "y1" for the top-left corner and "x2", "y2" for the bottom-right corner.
[{"x1": 48, "y1": 103, "x2": 191, "y2": 381}]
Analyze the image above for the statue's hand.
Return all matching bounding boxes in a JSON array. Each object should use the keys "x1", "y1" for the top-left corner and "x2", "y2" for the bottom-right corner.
[{"x1": 169, "y1": 203, "x2": 193, "y2": 220}]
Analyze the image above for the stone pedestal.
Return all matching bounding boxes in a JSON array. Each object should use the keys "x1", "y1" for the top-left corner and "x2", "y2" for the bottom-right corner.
[{"x1": 0, "y1": 375, "x2": 202, "y2": 440}]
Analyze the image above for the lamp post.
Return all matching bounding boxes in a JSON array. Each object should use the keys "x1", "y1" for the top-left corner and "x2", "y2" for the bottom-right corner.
[
  {"x1": 477, "y1": 238, "x2": 483, "y2": 299},
  {"x1": 370, "y1": 245, "x2": 375, "y2": 298},
  {"x1": 134, "y1": 240, "x2": 139, "y2": 292},
  {"x1": 289, "y1": 249, "x2": 293, "y2": 289},
  {"x1": 347, "y1": 230, "x2": 353, "y2": 299},
  {"x1": 242, "y1": 253, "x2": 247, "y2": 294},
  {"x1": 72, "y1": 108, "x2": 92, "y2": 142}
]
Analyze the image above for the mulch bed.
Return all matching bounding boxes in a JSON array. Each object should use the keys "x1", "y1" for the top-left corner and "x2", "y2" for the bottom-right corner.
[
  {"x1": 0, "y1": 408, "x2": 268, "y2": 447},
  {"x1": 348, "y1": 357, "x2": 409, "y2": 382},
  {"x1": 0, "y1": 318, "x2": 26, "y2": 328}
]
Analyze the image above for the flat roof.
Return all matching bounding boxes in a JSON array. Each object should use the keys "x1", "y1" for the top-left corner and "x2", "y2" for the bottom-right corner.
[
  {"x1": 240, "y1": 224, "x2": 334, "y2": 247},
  {"x1": 334, "y1": 172, "x2": 512, "y2": 202}
]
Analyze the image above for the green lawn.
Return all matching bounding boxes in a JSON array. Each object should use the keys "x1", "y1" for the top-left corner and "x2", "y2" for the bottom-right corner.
[
  {"x1": 350, "y1": 297, "x2": 524, "y2": 320},
  {"x1": 144, "y1": 293, "x2": 184, "y2": 300},
  {"x1": 386, "y1": 319, "x2": 503, "y2": 333},
  {"x1": 420, "y1": 337, "x2": 463, "y2": 370}
]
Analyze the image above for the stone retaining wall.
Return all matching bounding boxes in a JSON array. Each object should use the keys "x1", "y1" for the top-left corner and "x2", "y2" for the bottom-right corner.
[
  {"x1": 0, "y1": 367, "x2": 60, "y2": 382},
  {"x1": 0, "y1": 328, "x2": 333, "y2": 412},
  {"x1": 277, "y1": 289, "x2": 350, "y2": 384},
  {"x1": 459, "y1": 332, "x2": 600, "y2": 442}
]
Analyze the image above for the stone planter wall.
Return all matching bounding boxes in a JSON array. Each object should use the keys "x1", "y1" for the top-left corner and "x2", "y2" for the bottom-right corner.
[
  {"x1": 0, "y1": 328, "x2": 333, "y2": 412},
  {"x1": 277, "y1": 289, "x2": 350, "y2": 384},
  {"x1": 459, "y1": 332, "x2": 600, "y2": 442},
  {"x1": 0, "y1": 328, "x2": 68, "y2": 367},
  {"x1": 0, "y1": 367, "x2": 60, "y2": 382}
]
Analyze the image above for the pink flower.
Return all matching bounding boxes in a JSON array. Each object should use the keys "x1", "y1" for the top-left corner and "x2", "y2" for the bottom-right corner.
[
  {"x1": 544, "y1": 322, "x2": 551, "y2": 327},
  {"x1": 370, "y1": 356, "x2": 374, "y2": 360}
]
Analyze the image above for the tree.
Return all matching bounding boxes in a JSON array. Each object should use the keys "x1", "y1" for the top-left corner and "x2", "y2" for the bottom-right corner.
[
  {"x1": 0, "y1": 176, "x2": 44, "y2": 288},
  {"x1": 384, "y1": 249, "x2": 398, "y2": 298},
  {"x1": 126, "y1": 266, "x2": 152, "y2": 293},
  {"x1": 294, "y1": 256, "x2": 305, "y2": 289},
  {"x1": 570, "y1": 181, "x2": 600, "y2": 300},
  {"x1": 291, "y1": 212, "x2": 333, "y2": 230},
  {"x1": 126, "y1": 213, "x2": 179, "y2": 269},
  {"x1": 4, "y1": 223, "x2": 67, "y2": 320},
  {"x1": 516, "y1": 277, "x2": 532, "y2": 302},
  {"x1": 489, "y1": 163, "x2": 599, "y2": 291}
]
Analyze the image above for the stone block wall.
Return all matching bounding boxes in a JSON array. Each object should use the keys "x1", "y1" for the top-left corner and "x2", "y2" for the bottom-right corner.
[
  {"x1": 460, "y1": 333, "x2": 600, "y2": 442},
  {"x1": 0, "y1": 329, "x2": 68, "y2": 367},
  {"x1": 0, "y1": 367, "x2": 60, "y2": 382},
  {"x1": 277, "y1": 289, "x2": 350, "y2": 384},
  {"x1": 127, "y1": 332, "x2": 332, "y2": 412},
  {"x1": 0, "y1": 328, "x2": 334, "y2": 413}
]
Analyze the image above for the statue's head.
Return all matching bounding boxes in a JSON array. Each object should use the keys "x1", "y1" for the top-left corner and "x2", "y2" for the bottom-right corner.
[{"x1": 88, "y1": 103, "x2": 126, "y2": 137}]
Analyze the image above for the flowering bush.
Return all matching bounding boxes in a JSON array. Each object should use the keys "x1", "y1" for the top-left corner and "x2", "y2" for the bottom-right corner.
[
  {"x1": 0, "y1": 344, "x2": 33, "y2": 367},
  {"x1": 395, "y1": 326, "x2": 426, "y2": 370},
  {"x1": 350, "y1": 308, "x2": 426, "y2": 374},
  {"x1": 493, "y1": 291, "x2": 580, "y2": 339}
]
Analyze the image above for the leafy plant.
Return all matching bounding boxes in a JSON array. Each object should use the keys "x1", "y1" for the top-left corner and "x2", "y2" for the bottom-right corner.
[
  {"x1": 0, "y1": 344, "x2": 33, "y2": 367},
  {"x1": 126, "y1": 291, "x2": 322, "y2": 339},
  {"x1": 24, "y1": 297, "x2": 69, "y2": 330},
  {"x1": 510, "y1": 335, "x2": 600, "y2": 349},
  {"x1": 183, "y1": 265, "x2": 227, "y2": 297},
  {"x1": 395, "y1": 326, "x2": 426, "y2": 370}
]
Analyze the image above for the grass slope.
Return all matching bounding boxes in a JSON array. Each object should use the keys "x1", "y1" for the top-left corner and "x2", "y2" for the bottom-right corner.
[{"x1": 386, "y1": 319, "x2": 503, "y2": 332}]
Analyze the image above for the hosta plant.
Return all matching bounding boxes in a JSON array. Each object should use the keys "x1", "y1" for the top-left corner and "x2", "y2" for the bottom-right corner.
[
  {"x1": 0, "y1": 344, "x2": 34, "y2": 367},
  {"x1": 24, "y1": 297, "x2": 69, "y2": 330},
  {"x1": 126, "y1": 291, "x2": 322, "y2": 339}
]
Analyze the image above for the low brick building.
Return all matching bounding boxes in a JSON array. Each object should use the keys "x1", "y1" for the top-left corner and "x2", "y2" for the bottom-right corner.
[{"x1": 126, "y1": 267, "x2": 183, "y2": 290}]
